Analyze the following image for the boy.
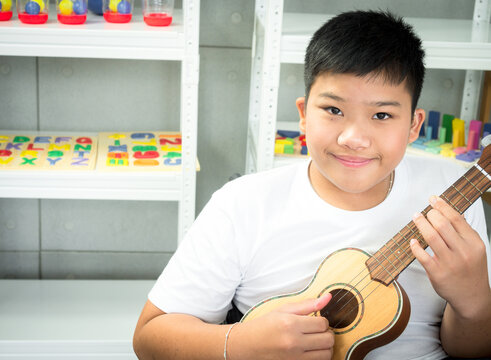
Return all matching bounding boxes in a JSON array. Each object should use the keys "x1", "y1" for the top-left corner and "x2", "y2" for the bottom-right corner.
[{"x1": 133, "y1": 10, "x2": 491, "y2": 360}]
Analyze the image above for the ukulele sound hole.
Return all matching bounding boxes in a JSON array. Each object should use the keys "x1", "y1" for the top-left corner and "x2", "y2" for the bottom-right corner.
[{"x1": 320, "y1": 288, "x2": 359, "y2": 329}]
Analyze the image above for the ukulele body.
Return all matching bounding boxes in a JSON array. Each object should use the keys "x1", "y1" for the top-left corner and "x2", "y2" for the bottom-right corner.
[{"x1": 241, "y1": 248, "x2": 411, "y2": 360}]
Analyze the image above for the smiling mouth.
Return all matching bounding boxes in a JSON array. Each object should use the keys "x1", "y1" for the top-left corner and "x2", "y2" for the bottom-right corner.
[{"x1": 332, "y1": 154, "x2": 374, "y2": 168}]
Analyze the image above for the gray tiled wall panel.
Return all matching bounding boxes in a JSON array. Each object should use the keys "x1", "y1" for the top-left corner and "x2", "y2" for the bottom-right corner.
[
  {"x1": 40, "y1": 200, "x2": 178, "y2": 253},
  {"x1": 0, "y1": 57, "x2": 38, "y2": 130},
  {"x1": 200, "y1": 0, "x2": 254, "y2": 48},
  {"x1": 284, "y1": 0, "x2": 473, "y2": 19},
  {"x1": 0, "y1": 252, "x2": 39, "y2": 278},
  {"x1": 38, "y1": 58, "x2": 181, "y2": 132},
  {"x1": 0, "y1": 199, "x2": 39, "y2": 251},
  {"x1": 41, "y1": 251, "x2": 172, "y2": 279}
]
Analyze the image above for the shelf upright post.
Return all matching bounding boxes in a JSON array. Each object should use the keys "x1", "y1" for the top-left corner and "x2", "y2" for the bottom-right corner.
[
  {"x1": 460, "y1": 0, "x2": 490, "y2": 128},
  {"x1": 178, "y1": 0, "x2": 200, "y2": 244},
  {"x1": 245, "y1": 0, "x2": 284, "y2": 173}
]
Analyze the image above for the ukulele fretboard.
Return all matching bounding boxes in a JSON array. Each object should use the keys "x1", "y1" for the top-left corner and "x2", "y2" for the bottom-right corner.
[{"x1": 366, "y1": 163, "x2": 491, "y2": 286}]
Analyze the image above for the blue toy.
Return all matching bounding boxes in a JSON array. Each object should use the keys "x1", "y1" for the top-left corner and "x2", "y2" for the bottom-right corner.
[
  {"x1": 117, "y1": 0, "x2": 130, "y2": 14},
  {"x1": 25, "y1": 1, "x2": 40, "y2": 14},
  {"x1": 88, "y1": 0, "x2": 102, "y2": 14},
  {"x1": 73, "y1": 0, "x2": 86, "y2": 14},
  {"x1": 277, "y1": 130, "x2": 300, "y2": 138}
]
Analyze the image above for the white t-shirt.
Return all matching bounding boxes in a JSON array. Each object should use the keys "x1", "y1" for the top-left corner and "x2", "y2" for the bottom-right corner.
[{"x1": 149, "y1": 154, "x2": 491, "y2": 360}]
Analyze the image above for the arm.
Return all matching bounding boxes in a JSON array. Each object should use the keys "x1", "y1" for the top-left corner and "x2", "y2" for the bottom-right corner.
[
  {"x1": 440, "y1": 297, "x2": 491, "y2": 357},
  {"x1": 133, "y1": 295, "x2": 335, "y2": 360},
  {"x1": 411, "y1": 196, "x2": 491, "y2": 357}
]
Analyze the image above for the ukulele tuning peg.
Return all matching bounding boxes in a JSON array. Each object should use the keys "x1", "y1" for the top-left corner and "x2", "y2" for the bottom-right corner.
[{"x1": 481, "y1": 134, "x2": 491, "y2": 148}]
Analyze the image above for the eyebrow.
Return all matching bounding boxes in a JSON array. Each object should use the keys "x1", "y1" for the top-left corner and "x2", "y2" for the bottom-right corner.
[{"x1": 318, "y1": 92, "x2": 401, "y2": 107}]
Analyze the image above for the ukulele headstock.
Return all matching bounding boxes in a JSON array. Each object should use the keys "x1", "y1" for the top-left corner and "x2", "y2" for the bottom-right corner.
[{"x1": 478, "y1": 135, "x2": 491, "y2": 174}]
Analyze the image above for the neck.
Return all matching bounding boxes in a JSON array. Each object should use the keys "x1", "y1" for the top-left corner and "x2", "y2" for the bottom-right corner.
[{"x1": 308, "y1": 163, "x2": 394, "y2": 211}]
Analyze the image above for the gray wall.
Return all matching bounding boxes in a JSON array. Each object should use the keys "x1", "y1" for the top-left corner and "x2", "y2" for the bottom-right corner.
[{"x1": 0, "y1": 0, "x2": 485, "y2": 279}]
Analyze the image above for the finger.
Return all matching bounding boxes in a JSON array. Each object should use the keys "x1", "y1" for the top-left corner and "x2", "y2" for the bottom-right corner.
[
  {"x1": 410, "y1": 238, "x2": 437, "y2": 274},
  {"x1": 302, "y1": 330, "x2": 335, "y2": 351},
  {"x1": 279, "y1": 293, "x2": 332, "y2": 316},
  {"x1": 297, "y1": 315, "x2": 330, "y2": 334},
  {"x1": 303, "y1": 349, "x2": 333, "y2": 360},
  {"x1": 425, "y1": 203, "x2": 462, "y2": 251},
  {"x1": 429, "y1": 195, "x2": 475, "y2": 241},
  {"x1": 412, "y1": 211, "x2": 449, "y2": 258}
]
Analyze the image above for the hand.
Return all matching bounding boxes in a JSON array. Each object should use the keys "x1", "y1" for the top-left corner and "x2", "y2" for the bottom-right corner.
[
  {"x1": 229, "y1": 293, "x2": 335, "y2": 360},
  {"x1": 410, "y1": 195, "x2": 491, "y2": 319}
]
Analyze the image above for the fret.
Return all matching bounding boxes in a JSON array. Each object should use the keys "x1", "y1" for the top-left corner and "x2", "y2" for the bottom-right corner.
[
  {"x1": 451, "y1": 184, "x2": 472, "y2": 206},
  {"x1": 370, "y1": 255, "x2": 395, "y2": 282},
  {"x1": 397, "y1": 230, "x2": 413, "y2": 258},
  {"x1": 385, "y1": 241, "x2": 405, "y2": 268},
  {"x1": 463, "y1": 174, "x2": 483, "y2": 195},
  {"x1": 441, "y1": 193, "x2": 462, "y2": 214},
  {"x1": 476, "y1": 163, "x2": 491, "y2": 182},
  {"x1": 379, "y1": 245, "x2": 400, "y2": 273}
]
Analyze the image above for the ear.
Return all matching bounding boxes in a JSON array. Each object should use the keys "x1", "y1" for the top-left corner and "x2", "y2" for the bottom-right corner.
[
  {"x1": 408, "y1": 108, "x2": 425, "y2": 143},
  {"x1": 296, "y1": 97, "x2": 307, "y2": 133}
]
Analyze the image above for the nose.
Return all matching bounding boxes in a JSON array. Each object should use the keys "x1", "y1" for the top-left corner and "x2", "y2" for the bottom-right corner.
[{"x1": 337, "y1": 121, "x2": 370, "y2": 150}]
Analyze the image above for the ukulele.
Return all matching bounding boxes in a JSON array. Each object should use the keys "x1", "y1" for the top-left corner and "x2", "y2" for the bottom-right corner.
[{"x1": 241, "y1": 141, "x2": 491, "y2": 360}]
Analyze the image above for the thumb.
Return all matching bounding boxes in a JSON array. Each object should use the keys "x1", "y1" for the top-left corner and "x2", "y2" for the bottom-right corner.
[{"x1": 279, "y1": 293, "x2": 332, "y2": 316}]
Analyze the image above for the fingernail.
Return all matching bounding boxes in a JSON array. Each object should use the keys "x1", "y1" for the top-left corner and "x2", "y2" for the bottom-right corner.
[
  {"x1": 429, "y1": 195, "x2": 437, "y2": 205},
  {"x1": 410, "y1": 239, "x2": 417, "y2": 246},
  {"x1": 412, "y1": 212, "x2": 422, "y2": 220}
]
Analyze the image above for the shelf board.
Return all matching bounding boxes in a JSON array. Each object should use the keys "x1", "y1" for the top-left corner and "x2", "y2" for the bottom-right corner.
[
  {"x1": 0, "y1": 169, "x2": 184, "y2": 200},
  {"x1": 280, "y1": 13, "x2": 491, "y2": 70},
  {"x1": 0, "y1": 9, "x2": 185, "y2": 60},
  {"x1": 0, "y1": 279, "x2": 153, "y2": 358},
  {"x1": 0, "y1": 130, "x2": 197, "y2": 201}
]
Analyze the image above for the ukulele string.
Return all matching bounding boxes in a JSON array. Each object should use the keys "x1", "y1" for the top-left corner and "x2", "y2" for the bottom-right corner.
[
  {"x1": 325, "y1": 165, "x2": 486, "y2": 315},
  {"x1": 322, "y1": 216, "x2": 425, "y2": 316},
  {"x1": 330, "y1": 168, "x2": 487, "y2": 325},
  {"x1": 328, "y1": 168, "x2": 488, "y2": 328}
]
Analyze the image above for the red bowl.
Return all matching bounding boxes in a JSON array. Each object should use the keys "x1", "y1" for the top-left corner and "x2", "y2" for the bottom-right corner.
[
  {"x1": 0, "y1": 11, "x2": 13, "y2": 21},
  {"x1": 103, "y1": 11, "x2": 131, "y2": 23},
  {"x1": 58, "y1": 13, "x2": 87, "y2": 24},
  {"x1": 18, "y1": 12, "x2": 48, "y2": 24},
  {"x1": 144, "y1": 13, "x2": 172, "y2": 26}
]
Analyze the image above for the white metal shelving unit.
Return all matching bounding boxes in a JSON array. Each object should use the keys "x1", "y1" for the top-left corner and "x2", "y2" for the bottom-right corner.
[
  {"x1": 246, "y1": 0, "x2": 491, "y2": 173},
  {"x1": 0, "y1": 2, "x2": 199, "y2": 358}
]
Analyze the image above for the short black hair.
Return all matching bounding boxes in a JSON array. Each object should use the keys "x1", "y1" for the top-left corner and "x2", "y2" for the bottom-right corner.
[{"x1": 304, "y1": 10, "x2": 425, "y2": 113}]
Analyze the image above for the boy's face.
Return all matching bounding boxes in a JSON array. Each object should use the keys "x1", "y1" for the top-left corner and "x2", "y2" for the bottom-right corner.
[{"x1": 296, "y1": 72, "x2": 424, "y2": 204}]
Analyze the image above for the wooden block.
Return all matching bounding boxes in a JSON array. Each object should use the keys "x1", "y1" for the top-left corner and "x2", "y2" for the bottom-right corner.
[
  {"x1": 277, "y1": 130, "x2": 300, "y2": 138},
  {"x1": 452, "y1": 119, "x2": 466, "y2": 147},
  {"x1": 284, "y1": 144, "x2": 294, "y2": 154},
  {"x1": 97, "y1": 132, "x2": 186, "y2": 172},
  {"x1": 274, "y1": 143, "x2": 285, "y2": 154},
  {"x1": 440, "y1": 148, "x2": 456, "y2": 158},
  {"x1": 428, "y1": 111, "x2": 440, "y2": 139},
  {"x1": 453, "y1": 146, "x2": 467, "y2": 155},
  {"x1": 0, "y1": 134, "x2": 98, "y2": 171}
]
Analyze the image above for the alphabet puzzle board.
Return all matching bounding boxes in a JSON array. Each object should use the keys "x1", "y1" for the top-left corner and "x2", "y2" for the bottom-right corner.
[
  {"x1": 96, "y1": 132, "x2": 186, "y2": 171},
  {"x1": 0, "y1": 134, "x2": 98, "y2": 170}
]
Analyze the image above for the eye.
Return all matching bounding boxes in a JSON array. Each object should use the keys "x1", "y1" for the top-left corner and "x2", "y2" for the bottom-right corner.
[
  {"x1": 373, "y1": 112, "x2": 391, "y2": 120},
  {"x1": 326, "y1": 106, "x2": 343, "y2": 116}
]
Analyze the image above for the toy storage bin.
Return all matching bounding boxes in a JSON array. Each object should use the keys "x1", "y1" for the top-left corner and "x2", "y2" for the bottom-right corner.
[
  {"x1": 17, "y1": 0, "x2": 48, "y2": 24},
  {"x1": 143, "y1": 0, "x2": 173, "y2": 26},
  {"x1": 57, "y1": 0, "x2": 88, "y2": 24},
  {"x1": 103, "y1": 0, "x2": 133, "y2": 23},
  {"x1": 0, "y1": 0, "x2": 13, "y2": 21}
]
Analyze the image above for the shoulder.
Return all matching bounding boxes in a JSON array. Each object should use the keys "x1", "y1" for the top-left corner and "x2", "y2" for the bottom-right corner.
[
  {"x1": 402, "y1": 154, "x2": 466, "y2": 189},
  {"x1": 212, "y1": 160, "x2": 307, "y2": 205}
]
